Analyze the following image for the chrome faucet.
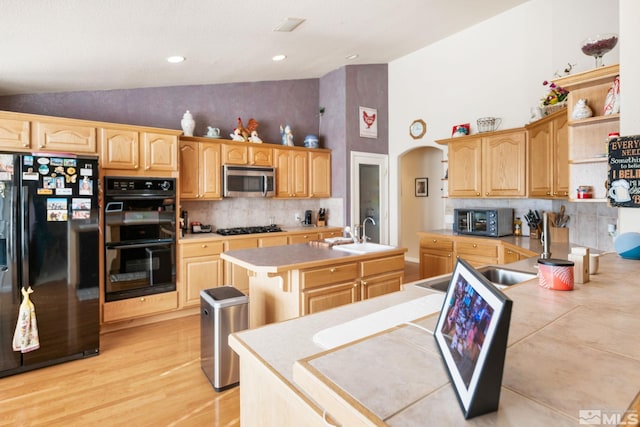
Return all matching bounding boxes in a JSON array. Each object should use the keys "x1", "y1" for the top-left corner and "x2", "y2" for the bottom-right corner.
[
  {"x1": 344, "y1": 226, "x2": 359, "y2": 244},
  {"x1": 362, "y1": 216, "x2": 376, "y2": 243},
  {"x1": 540, "y1": 212, "x2": 552, "y2": 259}
]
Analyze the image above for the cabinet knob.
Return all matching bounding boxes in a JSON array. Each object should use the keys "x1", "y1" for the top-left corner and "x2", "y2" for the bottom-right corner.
[
  {"x1": 448, "y1": 254, "x2": 451, "y2": 257},
  {"x1": 473, "y1": 243, "x2": 477, "y2": 248},
  {"x1": 432, "y1": 239, "x2": 437, "y2": 243},
  {"x1": 485, "y1": 192, "x2": 489, "y2": 196},
  {"x1": 546, "y1": 191, "x2": 551, "y2": 195},
  {"x1": 476, "y1": 192, "x2": 480, "y2": 196},
  {"x1": 201, "y1": 244, "x2": 208, "y2": 248},
  {"x1": 140, "y1": 297, "x2": 146, "y2": 302},
  {"x1": 330, "y1": 268, "x2": 336, "y2": 273},
  {"x1": 362, "y1": 280, "x2": 368, "y2": 286}
]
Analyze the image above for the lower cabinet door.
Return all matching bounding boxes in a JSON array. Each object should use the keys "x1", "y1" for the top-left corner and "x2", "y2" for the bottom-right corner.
[
  {"x1": 420, "y1": 250, "x2": 454, "y2": 279},
  {"x1": 301, "y1": 282, "x2": 359, "y2": 315},
  {"x1": 183, "y1": 255, "x2": 224, "y2": 307},
  {"x1": 361, "y1": 272, "x2": 403, "y2": 300}
]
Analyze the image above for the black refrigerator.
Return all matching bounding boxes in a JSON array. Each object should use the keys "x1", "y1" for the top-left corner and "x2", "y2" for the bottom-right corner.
[{"x1": 0, "y1": 152, "x2": 100, "y2": 377}]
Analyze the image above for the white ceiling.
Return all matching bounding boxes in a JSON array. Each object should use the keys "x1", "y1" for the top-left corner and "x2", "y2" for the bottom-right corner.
[{"x1": 0, "y1": 0, "x2": 529, "y2": 96}]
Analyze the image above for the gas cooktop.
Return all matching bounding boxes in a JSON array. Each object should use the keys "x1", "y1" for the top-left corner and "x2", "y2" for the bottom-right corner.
[{"x1": 215, "y1": 225, "x2": 283, "y2": 236}]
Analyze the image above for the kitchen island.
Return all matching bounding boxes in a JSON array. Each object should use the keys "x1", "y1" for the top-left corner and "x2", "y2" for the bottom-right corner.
[
  {"x1": 221, "y1": 243, "x2": 407, "y2": 327},
  {"x1": 229, "y1": 252, "x2": 640, "y2": 426}
]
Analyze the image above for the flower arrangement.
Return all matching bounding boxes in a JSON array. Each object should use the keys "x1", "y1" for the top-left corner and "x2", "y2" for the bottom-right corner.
[{"x1": 541, "y1": 80, "x2": 569, "y2": 106}]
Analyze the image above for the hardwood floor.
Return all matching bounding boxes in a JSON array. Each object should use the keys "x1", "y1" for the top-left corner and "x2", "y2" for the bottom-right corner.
[
  {"x1": 0, "y1": 315, "x2": 240, "y2": 427},
  {"x1": 403, "y1": 260, "x2": 420, "y2": 283},
  {"x1": 1, "y1": 261, "x2": 420, "y2": 426}
]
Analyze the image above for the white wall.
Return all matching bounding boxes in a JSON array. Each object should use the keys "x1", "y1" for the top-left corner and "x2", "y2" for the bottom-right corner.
[
  {"x1": 388, "y1": 0, "x2": 620, "y2": 246},
  {"x1": 618, "y1": 0, "x2": 640, "y2": 232}
]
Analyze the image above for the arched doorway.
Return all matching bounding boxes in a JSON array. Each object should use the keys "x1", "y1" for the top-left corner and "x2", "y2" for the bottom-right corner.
[{"x1": 398, "y1": 145, "x2": 447, "y2": 261}]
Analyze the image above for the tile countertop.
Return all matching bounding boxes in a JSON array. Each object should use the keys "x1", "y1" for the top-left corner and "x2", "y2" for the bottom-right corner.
[{"x1": 230, "y1": 252, "x2": 640, "y2": 426}]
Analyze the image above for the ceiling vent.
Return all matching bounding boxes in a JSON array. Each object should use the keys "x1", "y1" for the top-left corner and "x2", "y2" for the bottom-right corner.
[{"x1": 273, "y1": 17, "x2": 306, "y2": 32}]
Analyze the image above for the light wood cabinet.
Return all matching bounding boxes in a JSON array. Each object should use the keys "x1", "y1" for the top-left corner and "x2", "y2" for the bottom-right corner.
[
  {"x1": 418, "y1": 233, "x2": 537, "y2": 279},
  {"x1": 143, "y1": 132, "x2": 178, "y2": 172},
  {"x1": 179, "y1": 141, "x2": 221, "y2": 200},
  {"x1": 553, "y1": 64, "x2": 619, "y2": 201},
  {"x1": 455, "y1": 240, "x2": 499, "y2": 267},
  {"x1": 441, "y1": 129, "x2": 527, "y2": 198},
  {"x1": 221, "y1": 142, "x2": 248, "y2": 165},
  {"x1": 309, "y1": 151, "x2": 331, "y2": 198},
  {"x1": 419, "y1": 236, "x2": 454, "y2": 279},
  {"x1": 103, "y1": 292, "x2": 178, "y2": 323},
  {"x1": 500, "y1": 245, "x2": 530, "y2": 264},
  {"x1": 527, "y1": 110, "x2": 569, "y2": 198},
  {"x1": 223, "y1": 238, "x2": 259, "y2": 295},
  {"x1": 288, "y1": 232, "x2": 320, "y2": 244},
  {"x1": 100, "y1": 127, "x2": 178, "y2": 173},
  {"x1": 249, "y1": 146, "x2": 273, "y2": 166},
  {"x1": 274, "y1": 148, "x2": 308, "y2": 198},
  {"x1": 0, "y1": 116, "x2": 30, "y2": 149},
  {"x1": 300, "y1": 262, "x2": 359, "y2": 315},
  {"x1": 179, "y1": 241, "x2": 224, "y2": 308},
  {"x1": 34, "y1": 120, "x2": 97, "y2": 154},
  {"x1": 302, "y1": 282, "x2": 360, "y2": 315},
  {"x1": 360, "y1": 255, "x2": 404, "y2": 300},
  {"x1": 258, "y1": 235, "x2": 289, "y2": 247}
]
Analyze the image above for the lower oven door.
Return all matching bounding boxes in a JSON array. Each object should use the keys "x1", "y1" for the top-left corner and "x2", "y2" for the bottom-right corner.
[{"x1": 105, "y1": 240, "x2": 176, "y2": 302}]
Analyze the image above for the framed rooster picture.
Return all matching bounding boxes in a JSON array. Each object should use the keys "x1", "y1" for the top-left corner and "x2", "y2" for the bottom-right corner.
[{"x1": 359, "y1": 106, "x2": 378, "y2": 138}]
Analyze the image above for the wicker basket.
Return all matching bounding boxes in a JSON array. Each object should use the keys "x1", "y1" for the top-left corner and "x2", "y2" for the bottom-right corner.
[{"x1": 544, "y1": 101, "x2": 567, "y2": 115}]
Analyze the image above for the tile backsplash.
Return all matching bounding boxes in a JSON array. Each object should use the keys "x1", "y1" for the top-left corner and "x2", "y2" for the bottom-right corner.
[
  {"x1": 445, "y1": 199, "x2": 618, "y2": 252},
  {"x1": 180, "y1": 198, "x2": 344, "y2": 230}
]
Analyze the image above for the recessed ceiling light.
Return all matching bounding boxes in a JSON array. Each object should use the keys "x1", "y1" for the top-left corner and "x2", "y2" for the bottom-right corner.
[
  {"x1": 166, "y1": 56, "x2": 185, "y2": 63},
  {"x1": 346, "y1": 54, "x2": 359, "y2": 60},
  {"x1": 272, "y1": 54, "x2": 287, "y2": 62}
]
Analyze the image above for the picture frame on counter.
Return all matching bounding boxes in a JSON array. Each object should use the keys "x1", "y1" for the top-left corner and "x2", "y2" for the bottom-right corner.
[
  {"x1": 415, "y1": 177, "x2": 428, "y2": 197},
  {"x1": 433, "y1": 258, "x2": 512, "y2": 419}
]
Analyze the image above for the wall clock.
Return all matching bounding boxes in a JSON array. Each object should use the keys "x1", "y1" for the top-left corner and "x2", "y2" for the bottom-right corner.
[{"x1": 410, "y1": 119, "x2": 426, "y2": 139}]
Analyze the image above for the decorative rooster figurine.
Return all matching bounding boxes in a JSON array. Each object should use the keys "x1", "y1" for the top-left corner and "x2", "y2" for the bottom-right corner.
[
  {"x1": 236, "y1": 117, "x2": 259, "y2": 142},
  {"x1": 236, "y1": 117, "x2": 249, "y2": 141},
  {"x1": 362, "y1": 110, "x2": 376, "y2": 128}
]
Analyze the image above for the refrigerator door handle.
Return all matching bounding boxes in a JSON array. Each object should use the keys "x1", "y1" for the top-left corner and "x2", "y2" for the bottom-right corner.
[{"x1": 21, "y1": 185, "x2": 29, "y2": 289}]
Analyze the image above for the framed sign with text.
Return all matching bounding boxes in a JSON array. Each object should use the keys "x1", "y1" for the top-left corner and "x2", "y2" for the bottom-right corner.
[{"x1": 608, "y1": 135, "x2": 640, "y2": 207}]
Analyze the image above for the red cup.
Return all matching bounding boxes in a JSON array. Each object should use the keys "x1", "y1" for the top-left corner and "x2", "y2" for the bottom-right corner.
[{"x1": 537, "y1": 259, "x2": 575, "y2": 291}]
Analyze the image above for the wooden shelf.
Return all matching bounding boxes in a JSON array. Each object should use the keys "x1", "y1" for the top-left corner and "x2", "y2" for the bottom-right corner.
[
  {"x1": 554, "y1": 64, "x2": 619, "y2": 202},
  {"x1": 569, "y1": 157, "x2": 607, "y2": 164},
  {"x1": 568, "y1": 114, "x2": 619, "y2": 127},
  {"x1": 568, "y1": 197, "x2": 608, "y2": 203}
]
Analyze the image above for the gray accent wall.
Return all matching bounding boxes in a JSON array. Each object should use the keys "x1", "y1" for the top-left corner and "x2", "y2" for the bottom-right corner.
[{"x1": 0, "y1": 79, "x2": 320, "y2": 145}]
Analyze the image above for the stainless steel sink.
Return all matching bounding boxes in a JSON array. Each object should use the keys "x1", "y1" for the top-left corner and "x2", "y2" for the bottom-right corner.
[{"x1": 415, "y1": 266, "x2": 537, "y2": 292}]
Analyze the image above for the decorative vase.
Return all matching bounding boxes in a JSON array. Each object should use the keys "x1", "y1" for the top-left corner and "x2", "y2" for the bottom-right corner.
[
  {"x1": 571, "y1": 99, "x2": 593, "y2": 120},
  {"x1": 181, "y1": 110, "x2": 195, "y2": 137}
]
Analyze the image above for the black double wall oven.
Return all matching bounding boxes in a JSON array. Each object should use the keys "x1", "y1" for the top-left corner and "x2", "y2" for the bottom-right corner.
[{"x1": 104, "y1": 177, "x2": 176, "y2": 302}]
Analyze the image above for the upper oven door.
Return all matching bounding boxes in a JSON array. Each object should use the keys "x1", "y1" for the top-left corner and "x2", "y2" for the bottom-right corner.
[{"x1": 223, "y1": 165, "x2": 275, "y2": 197}]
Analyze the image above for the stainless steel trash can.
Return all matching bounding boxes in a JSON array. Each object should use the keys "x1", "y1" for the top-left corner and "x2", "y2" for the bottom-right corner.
[{"x1": 200, "y1": 286, "x2": 249, "y2": 391}]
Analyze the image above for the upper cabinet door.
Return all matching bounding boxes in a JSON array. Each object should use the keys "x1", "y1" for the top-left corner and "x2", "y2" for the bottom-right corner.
[
  {"x1": 0, "y1": 117, "x2": 30, "y2": 150},
  {"x1": 100, "y1": 128, "x2": 140, "y2": 170},
  {"x1": 309, "y1": 151, "x2": 331, "y2": 198},
  {"x1": 143, "y1": 132, "x2": 178, "y2": 172},
  {"x1": 34, "y1": 120, "x2": 97, "y2": 154},
  {"x1": 448, "y1": 137, "x2": 482, "y2": 197},
  {"x1": 482, "y1": 130, "x2": 527, "y2": 197}
]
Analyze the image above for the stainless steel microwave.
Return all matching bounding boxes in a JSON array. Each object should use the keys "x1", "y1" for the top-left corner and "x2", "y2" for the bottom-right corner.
[
  {"x1": 453, "y1": 208, "x2": 514, "y2": 237},
  {"x1": 222, "y1": 165, "x2": 276, "y2": 197}
]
